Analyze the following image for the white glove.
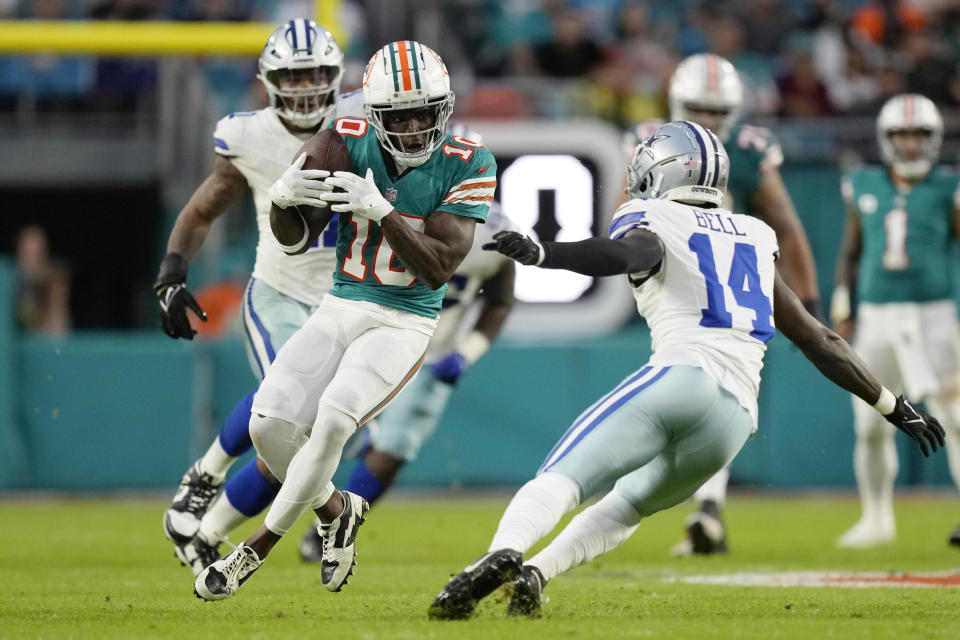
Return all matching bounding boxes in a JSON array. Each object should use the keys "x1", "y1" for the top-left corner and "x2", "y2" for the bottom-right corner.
[
  {"x1": 268, "y1": 152, "x2": 333, "y2": 209},
  {"x1": 319, "y1": 168, "x2": 393, "y2": 222}
]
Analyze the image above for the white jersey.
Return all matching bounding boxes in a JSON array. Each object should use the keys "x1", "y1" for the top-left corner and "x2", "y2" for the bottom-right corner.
[
  {"x1": 427, "y1": 203, "x2": 517, "y2": 360},
  {"x1": 212, "y1": 90, "x2": 364, "y2": 306},
  {"x1": 610, "y1": 198, "x2": 780, "y2": 427}
]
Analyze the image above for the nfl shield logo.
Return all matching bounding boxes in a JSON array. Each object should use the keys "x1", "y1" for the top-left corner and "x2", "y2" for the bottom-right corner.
[{"x1": 385, "y1": 187, "x2": 398, "y2": 202}]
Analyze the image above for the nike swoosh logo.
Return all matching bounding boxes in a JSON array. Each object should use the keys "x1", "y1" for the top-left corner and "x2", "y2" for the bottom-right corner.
[{"x1": 478, "y1": 163, "x2": 493, "y2": 174}]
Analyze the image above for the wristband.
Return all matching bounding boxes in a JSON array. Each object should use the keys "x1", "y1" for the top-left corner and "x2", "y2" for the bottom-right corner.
[
  {"x1": 457, "y1": 330, "x2": 491, "y2": 365},
  {"x1": 830, "y1": 285, "x2": 851, "y2": 325},
  {"x1": 873, "y1": 386, "x2": 896, "y2": 415},
  {"x1": 277, "y1": 211, "x2": 310, "y2": 254}
]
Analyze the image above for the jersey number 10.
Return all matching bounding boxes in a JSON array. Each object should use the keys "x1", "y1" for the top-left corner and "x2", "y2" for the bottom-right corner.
[{"x1": 688, "y1": 233, "x2": 774, "y2": 342}]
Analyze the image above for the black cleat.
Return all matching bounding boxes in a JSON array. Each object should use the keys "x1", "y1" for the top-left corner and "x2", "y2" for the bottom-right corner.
[
  {"x1": 174, "y1": 534, "x2": 221, "y2": 576},
  {"x1": 506, "y1": 565, "x2": 546, "y2": 618},
  {"x1": 950, "y1": 525, "x2": 960, "y2": 548},
  {"x1": 686, "y1": 500, "x2": 727, "y2": 555},
  {"x1": 299, "y1": 520, "x2": 324, "y2": 563},
  {"x1": 428, "y1": 549, "x2": 522, "y2": 620}
]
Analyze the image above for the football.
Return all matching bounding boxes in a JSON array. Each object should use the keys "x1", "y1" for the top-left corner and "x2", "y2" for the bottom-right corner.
[{"x1": 295, "y1": 127, "x2": 352, "y2": 175}]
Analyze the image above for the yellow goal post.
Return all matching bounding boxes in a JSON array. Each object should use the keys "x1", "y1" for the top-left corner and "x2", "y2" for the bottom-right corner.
[{"x1": 0, "y1": 1, "x2": 344, "y2": 57}]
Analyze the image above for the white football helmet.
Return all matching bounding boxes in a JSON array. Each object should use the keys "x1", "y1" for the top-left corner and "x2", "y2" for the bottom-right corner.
[
  {"x1": 668, "y1": 54, "x2": 743, "y2": 141},
  {"x1": 258, "y1": 19, "x2": 344, "y2": 129},
  {"x1": 362, "y1": 41, "x2": 455, "y2": 169},
  {"x1": 626, "y1": 121, "x2": 729, "y2": 207},
  {"x1": 876, "y1": 93, "x2": 943, "y2": 180}
]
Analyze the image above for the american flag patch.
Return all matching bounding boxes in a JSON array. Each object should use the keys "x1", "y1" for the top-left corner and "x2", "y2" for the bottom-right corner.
[
  {"x1": 442, "y1": 177, "x2": 495, "y2": 206},
  {"x1": 683, "y1": 159, "x2": 701, "y2": 171}
]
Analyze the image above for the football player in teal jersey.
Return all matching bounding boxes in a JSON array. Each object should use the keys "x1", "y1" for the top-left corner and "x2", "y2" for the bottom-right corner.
[
  {"x1": 832, "y1": 93, "x2": 960, "y2": 548},
  {"x1": 625, "y1": 53, "x2": 822, "y2": 555},
  {"x1": 194, "y1": 41, "x2": 496, "y2": 601}
]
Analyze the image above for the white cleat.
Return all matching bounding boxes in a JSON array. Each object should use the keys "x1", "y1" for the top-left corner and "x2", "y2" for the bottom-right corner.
[
  {"x1": 164, "y1": 461, "x2": 223, "y2": 544},
  {"x1": 194, "y1": 544, "x2": 262, "y2": 601},
  {"x1": 318, "y1": 491, "x2": 369, "y2": 592},
  {"x1": 836, "y1": 520, "x2": 895, "y2": 548}
]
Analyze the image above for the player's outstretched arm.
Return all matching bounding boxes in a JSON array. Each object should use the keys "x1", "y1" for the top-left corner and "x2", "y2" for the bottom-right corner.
[
  {"x1": 482, "y1": 229, "x2": 664, "y2": 277},
  {"x1": 773, "y1": 271, "x2": 945, "y2": 457},
  {"x1": 154, "y1": 156, "x2": 247, "y2": 339}
]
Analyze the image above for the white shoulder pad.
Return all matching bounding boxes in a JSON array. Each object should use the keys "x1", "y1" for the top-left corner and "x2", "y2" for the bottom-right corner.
[
  {"x1": 609, "y1": 197, "x2": 655, "y2": 239},
  {"x1": 212, "y1": 110, "x2": 260, "y2": 157},
  {"x1": 336, "y1": 89, "x2": 365, "y2": 119}
]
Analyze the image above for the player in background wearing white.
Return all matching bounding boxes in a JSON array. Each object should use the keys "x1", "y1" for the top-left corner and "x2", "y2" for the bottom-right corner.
[
  {"x1": 154, "y1": 20, "x2": 364, "y2": 575},
  {"x1": 832, "y1": 94, "x2": 960, "y2": 548},
  {"x1": 624, "y1": 54, "x2": 822, "y2": 555},
  {"x1": 298, "y1": 195, "x2": 517, "y2": 561},
  {"x1": 427, "y1": 121, "x2": 944, "y2": 620},
  {"x1": 194, "y1": 41, "x2": 496, "y2": 601}
]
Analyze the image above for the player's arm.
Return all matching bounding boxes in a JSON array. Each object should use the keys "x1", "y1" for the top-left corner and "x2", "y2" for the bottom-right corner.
[
  {"x1": 482, "y1": 228, "x2": 665, "y2": 276},
  {"x1": 751, "y1": 168, "x2": 821, "y2": 317},
  {"x1": 773, "y1": 270, "x2": 944, "y2": 457},
  {"x1": 320, "y1": 169, "x2": 478, "y2": 289},
  {"x1": 431, "y1": 261, "x2": 517, "y2": 384},
  {"x1": 831, "y1": 204, "x2": 862, "y2": 339},
  {"x1": 380, "y1": 210, "x2": 477, "y2": 289},
  {"x1": 154, "y1": 156, "x2": 247, "y2": 339}
]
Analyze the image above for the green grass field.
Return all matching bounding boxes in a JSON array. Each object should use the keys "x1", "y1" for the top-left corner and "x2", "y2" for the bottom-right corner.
[{"x1": 2, "y1": 492, "x2": 960, "y2": 639}]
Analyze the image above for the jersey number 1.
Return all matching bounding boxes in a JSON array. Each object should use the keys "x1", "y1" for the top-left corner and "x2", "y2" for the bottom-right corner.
[{"x1": 688, "y1": 233, "x2": 774, "y2": 342}]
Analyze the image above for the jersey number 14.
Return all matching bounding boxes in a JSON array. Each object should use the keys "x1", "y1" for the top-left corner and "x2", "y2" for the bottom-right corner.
[{"x1": 688, "y1": 233, "x2": 774, "y2": 342}]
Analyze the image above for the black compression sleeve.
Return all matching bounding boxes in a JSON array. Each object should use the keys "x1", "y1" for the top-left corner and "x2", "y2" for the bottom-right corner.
[{"x1": 539, "y1": 232, "x2": 664, "y2": 276}]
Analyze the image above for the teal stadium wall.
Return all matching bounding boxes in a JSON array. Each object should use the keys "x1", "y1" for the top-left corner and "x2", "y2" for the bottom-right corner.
[{"x1": 0, "y1": 165, "x2": 954, "y2": 491}]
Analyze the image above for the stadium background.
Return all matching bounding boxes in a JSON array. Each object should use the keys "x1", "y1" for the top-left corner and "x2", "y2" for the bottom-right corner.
[{"x1": 0, "y1": 0, "x2": 959, "y2": 494}]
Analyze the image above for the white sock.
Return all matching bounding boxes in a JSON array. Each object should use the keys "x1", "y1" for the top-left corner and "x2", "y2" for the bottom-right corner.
[
  {"x1": 488, "y1": 472, "x2": 580, "y2": 554},
  {"x1": 198, "y1": 438, "x2": 236, "y2": 481},
  {"x1": 853, "y1": 430, "x2": 897, "y2": 528},
  {"x1": 264, "y1": 404, "x2": 354, "y2": 536},
  {"x1": 692, "y1": 466, "x2": 730, "y2": 506},
  {"x1": 527, "y1": 491, "x2": 641, "y2": 581},
  {"x1": 197, "y1": 493, "x2": 248, "y2": 544}
]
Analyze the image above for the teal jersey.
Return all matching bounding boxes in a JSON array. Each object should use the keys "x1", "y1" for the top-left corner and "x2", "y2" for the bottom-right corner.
[
  {"x1": 843, "y1": 166, "x2": 960, "y2": 304},
  {"x1": 325, "y1": 117, "x2": 495, "y2": 318},
  {"x1": 723, "y1": 123, "x2": 783, "y2": 213}
]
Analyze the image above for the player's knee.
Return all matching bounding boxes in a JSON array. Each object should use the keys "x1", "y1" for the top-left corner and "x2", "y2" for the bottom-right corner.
[
  {"x1": 249, "y1": 413, "x2": 301, "y2": 481},
  {"x1": 309, "y1": 401, "x2": 358, "y2": 452}
]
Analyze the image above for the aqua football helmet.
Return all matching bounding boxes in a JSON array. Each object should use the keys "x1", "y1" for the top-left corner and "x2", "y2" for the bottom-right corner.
[
  {"x1": 876, "y1": 93, "x2": 943, "y2": 180},
  {"x1": 362, "y1": 41, "x2": 455, "y2": 169},
  {"x1": 626, "y1": 121, "x2": 729, "y2": 207},
  {"x1": 668, "y1": 54, "x2": 743, "y2": 141},
  {"x1": 258, "y1": 19, "x2": 344, "y2": 129}
]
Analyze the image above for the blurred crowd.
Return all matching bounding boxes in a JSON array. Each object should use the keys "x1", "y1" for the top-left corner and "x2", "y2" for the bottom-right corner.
[{"x1": 1, "y1": 0, "x2": 959, "y2": 127}]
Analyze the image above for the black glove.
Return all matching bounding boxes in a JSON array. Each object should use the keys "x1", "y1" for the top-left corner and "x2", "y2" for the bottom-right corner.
[
  {"x1": 153, "y1": 252, "x2": 206, "y2": 340},
  {"x1": 481, "y1": 230, "x2": 544, "y2": 266},
  {"x1": 883, "y1": 395, "x2": 946, "y2": 458}
]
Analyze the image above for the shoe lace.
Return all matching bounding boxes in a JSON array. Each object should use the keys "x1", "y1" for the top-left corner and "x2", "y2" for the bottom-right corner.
[
  {"x1": 183, "y1": 475, "x2": 220, "y2": 515},
  {"x1": 222, "y1": 548, "x2": 252, "y2": 585}
]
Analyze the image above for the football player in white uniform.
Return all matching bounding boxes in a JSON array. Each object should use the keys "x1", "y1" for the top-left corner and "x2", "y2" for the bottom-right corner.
[
  {"x1": 154, "y1": 19, "x2": 363, "y2": 575},
  {"x1": 427, "y1": 121, "x2": 945, "y2": 620},
  {"x1": 626, "y1": 53, "x2": 822, "y2": 555},
  {"x1": 298, "y1": 199, "x2": 517, "y2": 560}
]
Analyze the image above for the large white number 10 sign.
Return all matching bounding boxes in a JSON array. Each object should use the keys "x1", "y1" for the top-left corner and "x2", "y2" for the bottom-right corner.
[{"x1": 499, "y1": 155, "x2": 594, "y2": 302}]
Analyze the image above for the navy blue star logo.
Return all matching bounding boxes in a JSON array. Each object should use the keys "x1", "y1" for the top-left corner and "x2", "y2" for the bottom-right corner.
[{"x1": 644, "y1": 133, "x2": 668, "y2": 146}]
